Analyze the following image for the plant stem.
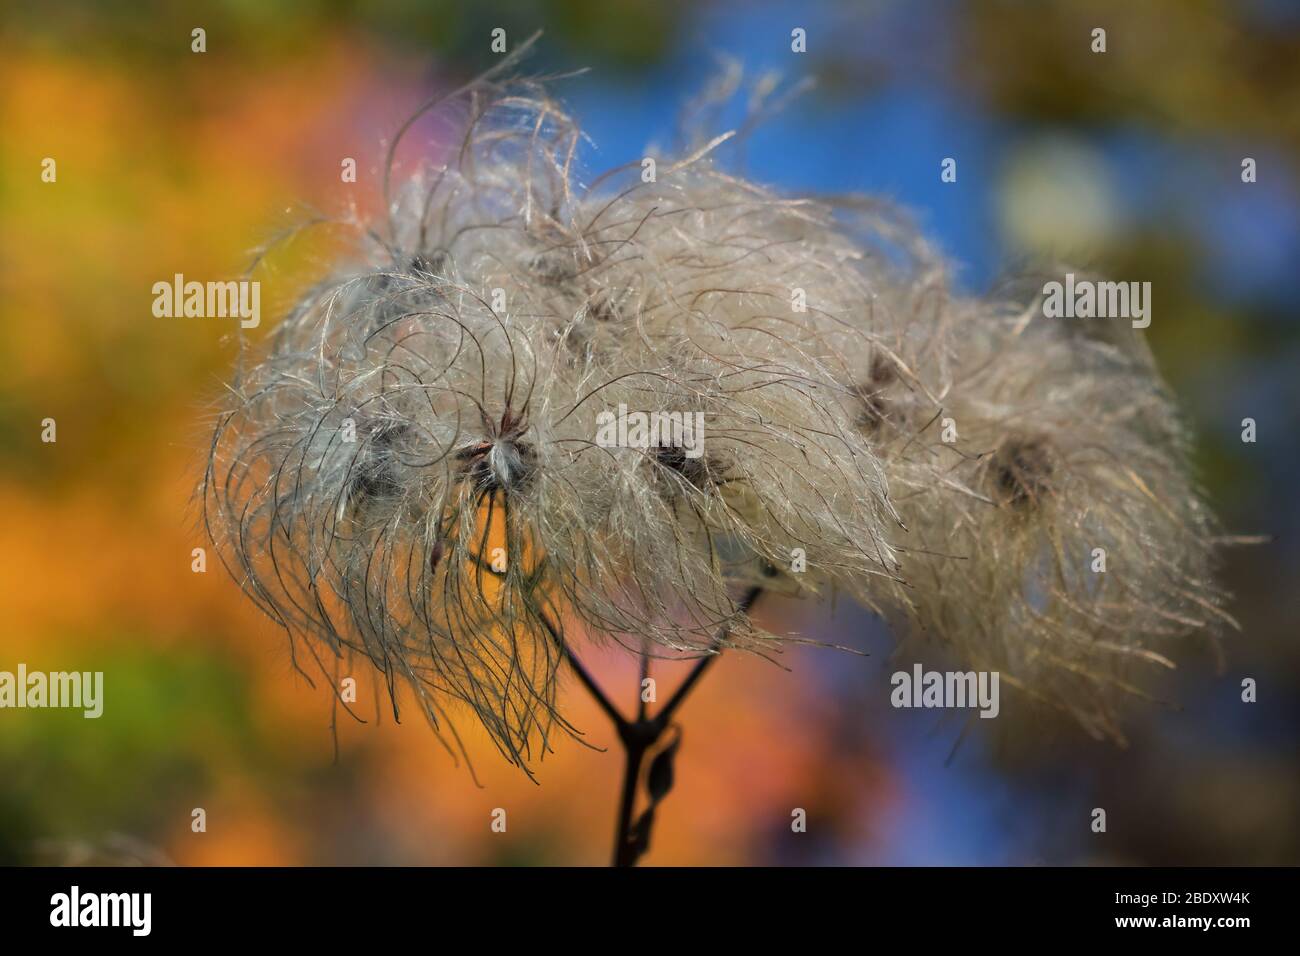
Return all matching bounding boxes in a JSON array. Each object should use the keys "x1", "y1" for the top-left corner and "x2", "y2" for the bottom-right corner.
[
  {"x1": 611, "y1": 723, "x2": 652, "y2": 867},
  {"x1": 652, "y1": 585, "x2": 763, "y2": 732},
  {"x1": 541, "y1": 586, "x2": 764, "y2": 866}
]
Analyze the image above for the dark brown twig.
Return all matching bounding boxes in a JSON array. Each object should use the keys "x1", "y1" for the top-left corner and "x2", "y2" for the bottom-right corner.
[
  {"x1": 652, "y1": 585, "x2": 764, "y2": 731},
  {"x1": 540, "y1": 586, "x2": 764, "y2": 866}
]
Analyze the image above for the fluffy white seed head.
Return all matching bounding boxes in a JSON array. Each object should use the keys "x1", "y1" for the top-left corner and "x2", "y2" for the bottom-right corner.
[{"x1": 202, "y1": 69, "x2": 1229, "y2": 770}]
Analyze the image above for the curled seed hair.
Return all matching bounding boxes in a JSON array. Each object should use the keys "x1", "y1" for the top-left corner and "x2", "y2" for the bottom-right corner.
[{"x1": 202, "y1": 60, "x2": 1231, "y2": 770}]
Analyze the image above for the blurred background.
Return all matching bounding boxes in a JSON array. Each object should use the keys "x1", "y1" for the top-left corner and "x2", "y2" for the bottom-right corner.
[{"x1": 2, "y1": 0, "x2": 1297, "y2": 865}]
